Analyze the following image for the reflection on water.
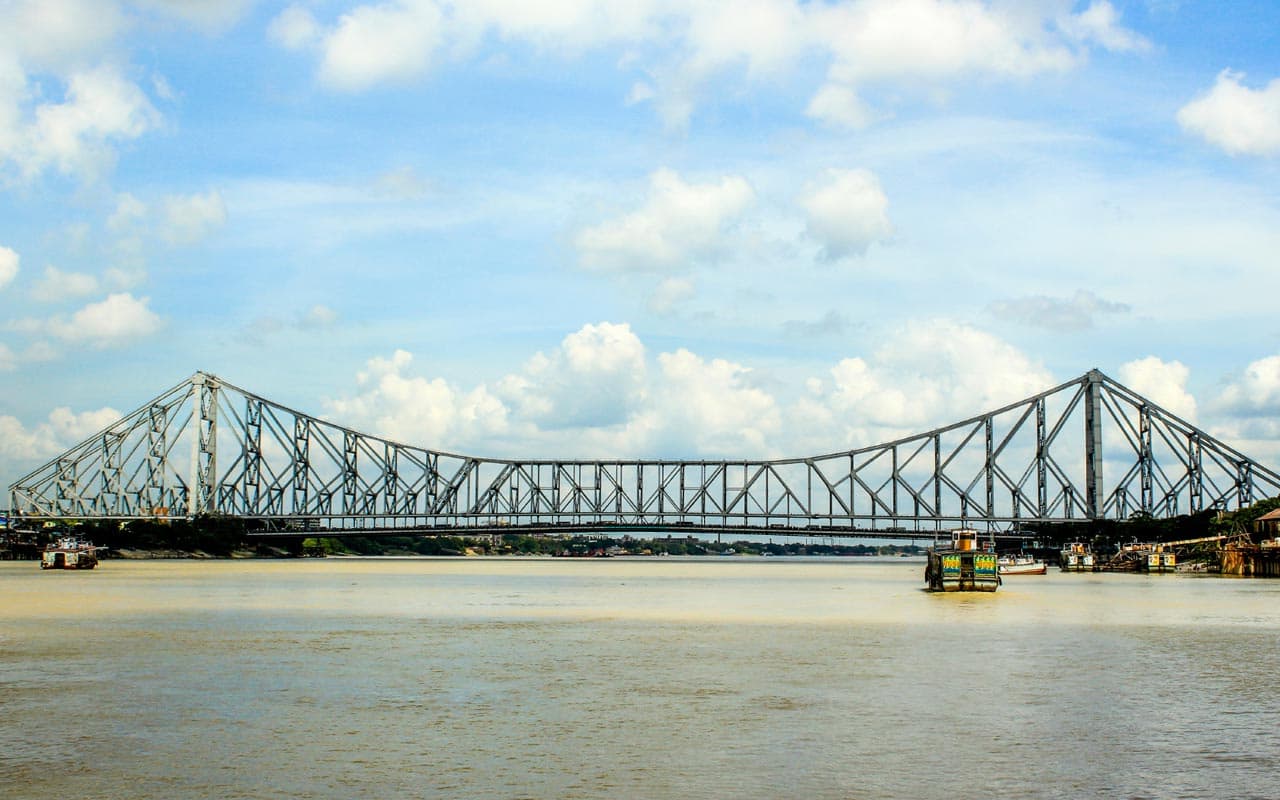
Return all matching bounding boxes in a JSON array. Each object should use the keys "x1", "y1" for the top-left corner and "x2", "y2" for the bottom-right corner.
[{"x1": 3, "y1": 558, "x2": 1279, "y2": 799}]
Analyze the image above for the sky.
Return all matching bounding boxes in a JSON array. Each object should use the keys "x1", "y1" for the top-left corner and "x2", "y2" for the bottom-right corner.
[{"x1": 2, "y1": 0, "x2": 1280, "y2": 489}]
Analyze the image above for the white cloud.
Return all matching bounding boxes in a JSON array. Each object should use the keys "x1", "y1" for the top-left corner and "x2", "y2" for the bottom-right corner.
[
  {"x1": 0, "y1": 405, "x2": 122, "y2": 461},
  {"x1": 271, "y1": 1, "x2": 1143, "y2": 130},
  {"x1": 1213, "y1": 355, "x2": 1280, "y2": 417},
  {"x1": 130, "y1": 0, "x2": 257, "y2": 31},
  {"x1": 108, "y1": 192, "x2": 148, "y2": 232},
  {"x1": 815, "y1": 0, "x2": 1076, "y2": 86},
  {"x1": 989, "y1": 289, "x2": 1130, "y2": 331},
  {"x1": 0, "y1": 343, "x2": 13, "y2": 372},
  {"x1": 327, "y1": 349, "x2": 509, "y2": 449},
  {"x1": 1117, "y1": 356, "x2": 1197, "y2": 422},
  {"x1": 805, "y1": 83, "x2": 877, "y2": 131},
  {"x1": 498, "y1": 322, "x2": 648, "y2": 430},
  {"x1": 20, "y1": 65, "x2": 161, "y2": 180},
  {"x1": 575, "y1": 168, "x2": 754, "y2": 272},
  {"x1": 1058, "y1": 1, "x2": 1150, "y2": 53},
  {"x1": 1177, "y1": 70, "x2": 1280, "y2": 157},
  {"x1": 31, "y1": 265, "x2": 99, "y2": 303},
  {"x1": 56, "y1": 293, "x2": 163, "y2": 347},
  {"x1": 0, "y1": 246, "x2": 18, "y2": 290},
  {"x1": 647, "y1": 348, "x2": 781, "y2": 456},
  {"x1": 319, "y1": 0, "x2": 445, "y2": 91},
  {"x1": 648, "y1": 277, "x2": 695, "y2": 314},
  {"x1": 810, "y1": 320, "x2": 1054, "y2": 438},
  {"x1": 160, "y1": 190, "x2": 227, "y2": 244},
  {"x1": 1, "y1": 0, "x2": 126, "y2": 72},
  {"x1": 268, "y1": 5, "x2": 322, "y2": 50},
  {"x1": 801, "y1": 168, "x2": 892, "y2": 261},
  {"x1": 323, "y1": 320, "x2": 1068, "y2": 461}
]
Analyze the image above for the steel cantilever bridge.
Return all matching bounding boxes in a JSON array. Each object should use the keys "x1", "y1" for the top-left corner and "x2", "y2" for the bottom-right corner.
[{"x1": 9, "y1": 369, "x2": 1280, "y2": 539}]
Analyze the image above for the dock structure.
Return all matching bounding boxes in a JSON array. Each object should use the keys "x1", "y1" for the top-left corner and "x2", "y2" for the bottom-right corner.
[{"x1": 1220, "y1": 543, "x2": 1280, "y2": 577}]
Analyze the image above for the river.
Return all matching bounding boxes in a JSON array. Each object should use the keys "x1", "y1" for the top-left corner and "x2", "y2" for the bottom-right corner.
[{"x1": 2, "y1": 557, "x2": 1278, "y2": 799}]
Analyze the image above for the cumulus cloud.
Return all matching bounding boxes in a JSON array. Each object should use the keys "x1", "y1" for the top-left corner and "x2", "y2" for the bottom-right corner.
[
  {"x1": 31, "y1": 266, "x2": 99, "y2": 303},
  {"x1": 805, "y1": 83, "x2": 877, "y2": 131},
  {"x1": 318, "y1": 1, "x2": 445, "y2": 91},
  {"x1": 1117, "y1": 356, "x2": 1197, "y2": 422},
  {"x1": 989, "y1": 289, "x2": 1130, "y2": 331},
  {"x1": 323, "y1": 319, "x2": 1067, "y2": 461},
  {"x1": 0, "y1": 405, "x2": 122, "y2": 461},
  {"x1": 1058, "y1": 1, "x2": 1151, "y2": 53},
  {"x1": 53, "y1": 293, "x2": 163, "y2": 347},
  {"x1": 1213, "y1": 355, "x2": 1280, "y2": 417},
  {"x1": 269, "y1": 1, "x2": 1144, "y2": 129},
  {"x1": 0, "y1": 246, "x2": 18, "y2": 290},
  {"x1": 20, "y1": 65, "x2": 161, "y2": 180},
  {"x1": 1177, "y1": 70, "x2": 1280, "y2": 157},
  {"x1": 327, "y1": 349, "x2": 509, "y2": 449},
  {"x1": 160, "y1": 190, "x2": 227, "y2": 244},
  {"x1": 269, "y1": 5, "x2": 322, "y2": 50},
  {"x1": 1, "y1": 0, "x2": 126, "y2": 72},
  {"x1": 130, "y1": 0, "x2": 257, "y2": 32},
  {"x1": 498, "y1": 322, "x2": 648, "y2": 430},
  {"x1": 575, "y1": 168, "x2": 754, "y2": 272},
  {"x1": 801, "y1": 168, "x2": 892, "y2": 261}
]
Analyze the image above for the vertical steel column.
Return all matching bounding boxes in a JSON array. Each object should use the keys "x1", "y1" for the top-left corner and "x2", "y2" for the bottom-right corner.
[
  {"x1": 191, "y1": 374, "x2": 218, "y2": 516},
  {"x1": 244, "y1": 398, "x2": 262, "y2": 516},
  {"x1": 146, "y1": 404, "x2": 167, "y2": 515},
  {"x1": 933, "y1": 434, "x2": 941, "y2": 521},
  {"x1": 101, "y1": 430, "x2": 123, "y2": 515},
  {"x1": 55, "y1": 457, "x2": 78, "y2": 516},
  {"x1": 1237, "y1": 460, "x2": 1254, "y2": 508},
  {"x1": 1036, "y1": 398, "x2": 1047, "y2": 518},
  {"x1": 1189, "y1": 433, "x2": 1203, "y2": 513},
  {"x1": 342, "y1": 431, "x2": 358, "y2": 515},
  {"x1": 1139, "y1": 404, "x2": 1153, "y2": 514},
  {"x1": 292, "y1": 417, "x2": 310, "y2": 514},
  {"x1": 1084, "y1": 370, "x2": 1104, "y2": 519},
  {"x1": 984, "y1": 417, "x2": 994, "y2": 517},
  {"x1": 384, "y1": 443, "x2": 398, "y2": 515}
]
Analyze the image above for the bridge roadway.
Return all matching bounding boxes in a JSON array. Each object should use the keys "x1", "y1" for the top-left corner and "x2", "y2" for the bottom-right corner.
[{"x1": 244, "y1": 521, "x2": 1035, "y2": 543}]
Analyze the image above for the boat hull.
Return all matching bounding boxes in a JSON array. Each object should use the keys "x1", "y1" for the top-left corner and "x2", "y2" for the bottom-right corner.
[
  {"x1": 925, "y1": 550, "x2": 1000, "y2": 592},
  {"x1": 999, "y1": 560, "x2": 1047, "y2": 575}
]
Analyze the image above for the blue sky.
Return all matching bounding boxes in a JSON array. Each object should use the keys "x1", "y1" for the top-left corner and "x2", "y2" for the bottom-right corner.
[{"x1": 3, "y1": 0, "x2": 1280, "y2": 486}]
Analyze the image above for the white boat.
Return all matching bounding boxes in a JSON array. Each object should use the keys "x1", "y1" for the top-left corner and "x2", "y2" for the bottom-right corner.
[{"x1": 998, "y1": 554, "x2": 1047, "y2": 575}]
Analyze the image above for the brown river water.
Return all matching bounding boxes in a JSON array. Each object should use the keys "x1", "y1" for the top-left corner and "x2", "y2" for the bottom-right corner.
[{"x1": 2, "y1": 557, "x2": 1278, "y2": 799}]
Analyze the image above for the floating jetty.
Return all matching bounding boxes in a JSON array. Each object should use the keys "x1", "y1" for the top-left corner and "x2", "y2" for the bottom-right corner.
[{"x1": 925, "y1": 529, "x2": 1001, "y2": 592}]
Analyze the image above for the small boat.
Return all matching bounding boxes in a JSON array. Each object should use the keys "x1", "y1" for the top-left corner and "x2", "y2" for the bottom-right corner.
[
  {"x1": 40, "y1": 535, "x2": 103, "y2": 570},
  {"x1": 998, "y1": 554, "x2": 1047, "y2": 575},
  {"x1": 1059, "y1": 541, "x2": 1096, "y2": 572},
  {"x1": 925, "y1": 529, "x2": 1000, "y2": 592}
]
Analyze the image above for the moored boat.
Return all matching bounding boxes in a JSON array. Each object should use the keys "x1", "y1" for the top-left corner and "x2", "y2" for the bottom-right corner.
[
  {"x1": 1059, "y1": 541, "x2": 1096, "y2": 572},
  {"x1": 40, "y1": 536, "x2": 103, "y2": 570},
  {"x1": 998, "y1": 554, "x2": 1047, "y2": 575},
  {"x1": 925, "y1": 529, "x2": 1000, "y2": 592}
]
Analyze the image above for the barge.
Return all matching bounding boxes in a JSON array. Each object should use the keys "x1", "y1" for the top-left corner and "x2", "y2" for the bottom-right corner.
[
  {"x1": 1059, "y1": 541, "x2": 1096, "y2": 572},
  {"x1": 40, "y1": 536, "x2": 103, "y2": 570},
  {"x1": 925, "y1": 529, "x2": 1000, "y2": 592}
]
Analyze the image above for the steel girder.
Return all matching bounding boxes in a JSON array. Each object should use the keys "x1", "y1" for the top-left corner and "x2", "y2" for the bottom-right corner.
[{"x1": 9, "y1": 369, "x2": 1280, "y2": 531}]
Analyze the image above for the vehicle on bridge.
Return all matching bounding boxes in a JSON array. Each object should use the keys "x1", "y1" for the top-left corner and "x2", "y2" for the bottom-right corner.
[{"x1": 925, "y1": 529, "x2": 1000, "y2": 592}]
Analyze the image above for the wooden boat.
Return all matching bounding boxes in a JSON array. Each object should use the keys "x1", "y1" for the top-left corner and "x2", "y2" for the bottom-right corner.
[
  {"x1": 998, "y1": 554, "x2": 1047, "y2": 575},
  {"x1": 925, "y1": 529, "x2": 1000, "y2": 592},
  {"x1": 1059, "y1": 541, "x2": 1096, "y2": 572},
  {"x1": 40, "y1": 536, "x2": 103, "y2": 570}
]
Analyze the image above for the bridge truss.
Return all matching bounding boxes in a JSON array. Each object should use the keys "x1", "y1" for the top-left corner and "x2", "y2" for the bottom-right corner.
[{"x1": 9, "y1": 369, "x2": 1280, "y2": 536}]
